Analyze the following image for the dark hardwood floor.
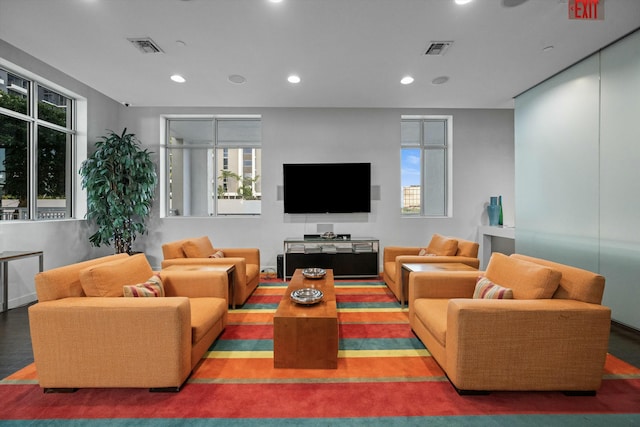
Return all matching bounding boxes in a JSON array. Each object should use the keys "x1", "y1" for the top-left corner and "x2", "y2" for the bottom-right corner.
[{"x1": 1, "y1": 303, "x2": 640, "y2": 380}]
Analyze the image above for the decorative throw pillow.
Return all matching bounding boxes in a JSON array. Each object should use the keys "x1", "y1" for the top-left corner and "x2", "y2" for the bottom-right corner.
[
  {"x1": 209, "y1": 250, "x2": 225, "y2": 258},
  {"x1": 425, "y1": 234, "x2": 458, "y2": 256},
  {"x1": 473, "y1": 276, "x2": 513, "y2": 299},
  {"x1": 418, "y1": 248, "x2": 436, "y2": 257},
  {"x1": 123, "y1": 275, "x2": 165, "y2": 297}
]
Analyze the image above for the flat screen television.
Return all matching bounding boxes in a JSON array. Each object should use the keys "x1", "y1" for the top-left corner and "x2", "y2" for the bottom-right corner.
[{"x1": 283, "y1": 162, "x2": 371, "y2": 214}]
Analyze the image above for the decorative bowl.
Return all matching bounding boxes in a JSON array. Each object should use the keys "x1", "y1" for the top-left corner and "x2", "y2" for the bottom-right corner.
[
  {"x1": 302, "y1": 267, "x2": 326, "y2": 279},
  {"x1": 321, "y1": 232, "x2": 336, "y2": 240},
  {"x1": 290, "y1": 288, "x2": 324, "y2": 305}
]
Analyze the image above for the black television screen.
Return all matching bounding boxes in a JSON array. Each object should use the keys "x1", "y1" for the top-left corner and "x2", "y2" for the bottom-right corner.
[{"x1": 283, "y1": 163, "x2": 371, "y2": 214}]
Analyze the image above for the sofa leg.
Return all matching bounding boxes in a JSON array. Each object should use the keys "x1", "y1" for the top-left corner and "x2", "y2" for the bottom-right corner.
[
  {"x1": 149, "y1": 386, "x2": 181, "y2": 393},
  {"x1": 44, "y1": 388, "x2": 78, "y2": 393},
  {"x1": 563, "y1": 390, "x2": 596, "y2": 396},
  {"x1": 455, "y1": 388, "x2": 491, "y2": 396}
]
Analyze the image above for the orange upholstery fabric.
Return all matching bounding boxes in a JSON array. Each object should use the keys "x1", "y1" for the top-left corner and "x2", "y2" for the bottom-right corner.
[
  {"x1": 28, "y1": 254, "x2": 228, "y2": 390},
  {"x1": 408, "y1": 253, "x2": 611, "y2": 393},
  {"x1": 79, "y1": 254, "x2": 154, "y2": 297},
  {"x1": 382, "y1": 235, "x2": 480, "y2": 303},
  {"x1": 426, "y1": 234, "x2": 459, "y2": 256},
  {"x1": 161, "y1": 236, "x2": 260, "y2": 307},
  {"x1": 182, "y1": 236, "x2": 216, "y2": 258},
  {"x1": 484, "y1": 253, "x2": 561, "y2": 299}
]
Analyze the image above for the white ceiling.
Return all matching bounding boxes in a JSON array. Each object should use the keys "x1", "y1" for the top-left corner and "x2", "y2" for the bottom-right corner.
[{"x1": 1, "y1": 0, "x2": 639, "y2": 109}]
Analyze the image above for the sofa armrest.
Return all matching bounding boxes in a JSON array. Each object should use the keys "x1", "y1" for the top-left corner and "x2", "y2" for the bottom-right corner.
[
  {"x1": 409, "y1": 270, "x2": 480, "y2": 300},
  {"x1": 160, "y1": 269, "x2": 229, "y2": 300},
  {"x1": 445, "y1": 298, "x2": 611, "y2": 391},
  {"x1": 221, "y1": 248, "x2": 260, "y2": 266},
  {"x1": 384, "y1": 246, "x2": 421, "y2": 263},
  {"x1": 28, "y1": 297, "x2": 192, "y2": 389}
]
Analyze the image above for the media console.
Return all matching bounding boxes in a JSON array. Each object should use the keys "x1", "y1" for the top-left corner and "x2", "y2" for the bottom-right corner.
[{"x1": 283, "y1": 237, "x2": 379, "y2": 280}]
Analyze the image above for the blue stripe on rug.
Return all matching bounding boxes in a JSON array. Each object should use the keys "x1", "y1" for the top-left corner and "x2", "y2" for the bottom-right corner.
[
  {"x1": 210, "y1": 337, "x2": 424, "y2": 352},
  {"x1": 2, "y1": 414, "x2": 640, "y2": 426}
]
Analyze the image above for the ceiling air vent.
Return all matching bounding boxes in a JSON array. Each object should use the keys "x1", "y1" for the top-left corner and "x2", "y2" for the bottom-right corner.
[
  {"x1": 128, "y1": 37, "x2": 164, "y2": 54},
  {"x1": 424, "y1": 41, "x2": 453, "y2": 56}
]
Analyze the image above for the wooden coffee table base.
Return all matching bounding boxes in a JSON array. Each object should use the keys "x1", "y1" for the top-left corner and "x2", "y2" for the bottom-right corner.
[{"x1": 273, "y1": 269, "x2": 338, "y2": 369}]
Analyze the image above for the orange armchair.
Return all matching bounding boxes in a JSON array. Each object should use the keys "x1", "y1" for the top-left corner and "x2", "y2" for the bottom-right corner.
[
  {"x1": 383, "y1": 234, "x2": 480, "y2": 303},
  {"x1": 161, "y1": 236, "x2": 260, "y2": 307}
]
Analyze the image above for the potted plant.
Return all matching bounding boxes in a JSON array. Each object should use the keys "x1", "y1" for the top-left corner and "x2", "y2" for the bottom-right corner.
[{"x1": 79, "y1": 129, "x2": 157, "y2": 254}]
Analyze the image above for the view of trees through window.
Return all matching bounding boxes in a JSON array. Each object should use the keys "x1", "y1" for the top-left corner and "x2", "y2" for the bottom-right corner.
[{"x1": 0, "y1": 67, "x2": 73, "y2": 220}]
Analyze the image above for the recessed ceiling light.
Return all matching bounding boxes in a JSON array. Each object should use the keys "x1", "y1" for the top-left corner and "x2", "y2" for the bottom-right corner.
[
  {"x1": 288, "y1": 75, "x2": 301, "y2": 84},
  {"x1": 400, "y1": 76, "x2": 415, "y2": 85},
  {"x1": 269, "y1": 0, "x2": 284, "y2": 3},
  {"x1": 170, "y1": 74, "x2": 186, "y2": 83},
  {"x1": 543, "y1": 45, "x2": 554, "y2": 52},
  {"x1": 455, "y1": 0, "x2": 473, "y2": 5},
  {"x1": 431, "y1": 76, "x2": 449, "y2": 85},
  {"x1": 228, "y1": 74, "x2": 247, "y2": 84}
]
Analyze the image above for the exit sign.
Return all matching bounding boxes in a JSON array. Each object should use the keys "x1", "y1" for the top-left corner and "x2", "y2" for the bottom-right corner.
[{"x1": 569, "y1": 0, "x2": 604, "y2": 20}]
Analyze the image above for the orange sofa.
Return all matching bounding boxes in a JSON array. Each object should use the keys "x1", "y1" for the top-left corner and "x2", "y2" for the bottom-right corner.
[
  {"x1": 28, "y1": 253, "x2": 228, "y2": 391},
  {"x1": 383, "y1": 234, "x2": 480, "y2": 303},
  {"x1": 409, "y1": 253, "x2": 611, "y2": 394},
  {"x1": 161, "y1": 236, "x2": 260, "y2": 307}
]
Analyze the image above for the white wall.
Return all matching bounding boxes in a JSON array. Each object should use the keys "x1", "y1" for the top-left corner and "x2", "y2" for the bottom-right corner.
[
  {"x1": 1, "y1": 39, "x2": 515, "y2": 309},
  {"x1": 123, "y1": 107, "x2": 515, "y2": 271}
]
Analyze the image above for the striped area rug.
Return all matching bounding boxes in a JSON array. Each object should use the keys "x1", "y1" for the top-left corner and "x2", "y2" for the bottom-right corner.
[{"x1": 1, "y1": 279, "x2": 640, "y2": 426}]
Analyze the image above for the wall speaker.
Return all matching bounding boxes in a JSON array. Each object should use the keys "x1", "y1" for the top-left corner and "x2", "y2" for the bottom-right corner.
[
  {"x1": 277, "y1": 185, "x2": 284, "y2": 201},
  {"x1": 371, "y1": 185, "x2": 381, "y2": 201}
]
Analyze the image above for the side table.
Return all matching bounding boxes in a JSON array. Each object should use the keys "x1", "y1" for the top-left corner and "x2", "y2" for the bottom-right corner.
[{"x1": 0, "y1": 251, "x2": 44, "y2": 312}]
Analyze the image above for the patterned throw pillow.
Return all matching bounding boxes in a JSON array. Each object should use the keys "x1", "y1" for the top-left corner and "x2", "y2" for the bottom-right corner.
[
  {"x1": 418, "y1": 248, "x2": 436, "y2": 256},
  {"x1": 209, "y1": 250, "x2": 225, "y2": 258},
  {"x1": 123, "y1": 274, "x2": 165, "y2": 297},
  {"x1": 473, "y1": 276, "x2": 513, "y2": 299}
]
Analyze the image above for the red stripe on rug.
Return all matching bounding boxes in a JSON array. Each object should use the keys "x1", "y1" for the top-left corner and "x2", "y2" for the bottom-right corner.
[{"x1": 2, "y1": 379, "x2": 639, "y2": 420}]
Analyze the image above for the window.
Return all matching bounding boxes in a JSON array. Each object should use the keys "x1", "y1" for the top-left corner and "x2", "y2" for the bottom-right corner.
[
  {"x1": 164, "y1": 116, "x2": 261, "y2": 216},
  {"x1": 0, "y1": 67, "x2": 75, "y2": 221},
  {"x1": 400, "y1": 116, "x2": 452, "y2": 217}
]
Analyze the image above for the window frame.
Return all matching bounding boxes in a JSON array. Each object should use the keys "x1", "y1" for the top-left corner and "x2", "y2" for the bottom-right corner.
[
  {"x1": 400, "y1": 115, "x2": 453, "y2": 218},
  {"x1": 160, "y1": 114, "x2": 262, "y2": 218},
  {"x1": 0, "y1": 63, "x2": 78, "y2": 221}
]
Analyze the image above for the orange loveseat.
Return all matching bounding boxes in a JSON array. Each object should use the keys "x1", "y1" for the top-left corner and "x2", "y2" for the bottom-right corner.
[
  {"x1": 28, "y1": 253, "x2": 228, "y2": 391},
  {"x1": 409, "y1": 253, "x2": 611, "y2": 394},
  {"x1": 161, "y1": 236, "x2": 260, "y2": 307},
  {"x1": 383, "y1": 234, "x2": 480, "y2": 303}
]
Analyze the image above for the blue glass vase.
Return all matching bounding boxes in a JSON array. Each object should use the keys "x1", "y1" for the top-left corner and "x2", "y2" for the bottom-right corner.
[{"x1": 487, "y1": 197, "x2": 500, "y2": 226}]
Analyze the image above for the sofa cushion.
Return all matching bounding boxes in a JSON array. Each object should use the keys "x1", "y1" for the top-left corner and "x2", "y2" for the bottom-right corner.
[
  {"x1": 510, "y1": 254, "x2": 605, "y2": 304},
  {"x1": 189, "y1": 298, "x2": 227, "y2": 344},
  {"x1": 413, "y1": 298, "x2": 449, "y2": 347},
  {"x1": 79, "y1": 254, "x2": 154, "y2": 297},
  {"x1": 426, "y1": 234, "x2": 458, "y2": 256},
  {"x1": 123, "y1": 274, "x2": 165, "y2": 297},
  {"x1": 485, "y1": 253, "x2": 561, "y2": 299},
  {"x1": 473, "y1": 276, "x2": 513, "y2": 299},
  {"x1": 456, "y1": 240, "x2": 480, "y2": 258},
  {"x1": 182, "y1": 236, "x2": 215, "y2": 258}
]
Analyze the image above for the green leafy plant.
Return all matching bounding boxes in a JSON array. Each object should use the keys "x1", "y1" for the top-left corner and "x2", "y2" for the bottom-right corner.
[
  {"x1": 79, "y1": 129, "x2": 157, "y2": 254},
  {"x1": 217, "y1": 169, "x2": 260, "y2": 200}
]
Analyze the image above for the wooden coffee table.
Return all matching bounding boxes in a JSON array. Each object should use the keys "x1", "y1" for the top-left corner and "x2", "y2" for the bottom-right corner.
[
  {"x1": 400, "y1": 262, "x2": 477, "y2": 307},
  {"x1": 273, "y1": 268, "x2": 338, "y2": 369}
]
